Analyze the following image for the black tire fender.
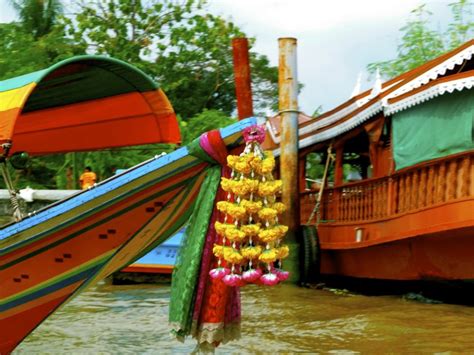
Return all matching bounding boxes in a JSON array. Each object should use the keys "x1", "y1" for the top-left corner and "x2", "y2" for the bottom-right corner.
[{"x1": 299, "y1": 224, "x2": 320, "y2": 286}]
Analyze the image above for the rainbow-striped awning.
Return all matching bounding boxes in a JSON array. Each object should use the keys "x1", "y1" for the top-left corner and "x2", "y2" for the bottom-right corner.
[{"x1": 0, "y1": 56, "x2": 180, "y2": 156}]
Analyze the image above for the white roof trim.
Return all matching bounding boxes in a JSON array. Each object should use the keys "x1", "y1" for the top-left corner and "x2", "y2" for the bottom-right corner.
[
  {"x1": 270, "y1": 101, "x2": 383, "y2": 155},
  {"x1": 269, "y1": 45, "x2": 474, "y2": 149},
  {"x1": 387, "y1": 45, "x2": 474, "y2": 99},
  {"x1": 384, "y1": 75, "x2": 474, "y2": 115},
  {"x1": 267, "y1": 78, "x2": 404, "y2": 145},
  {"x1": 268, "y1": 96, "x2": 372, "y2": 145},
  {"x1": 297, "y1": 101, "x2": 383, "y2": 151}
]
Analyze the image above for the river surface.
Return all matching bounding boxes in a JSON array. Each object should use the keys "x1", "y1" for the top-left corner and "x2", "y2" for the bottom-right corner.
[{"x1": 13, "y1": 281, "x2": 474, "y2": 353}]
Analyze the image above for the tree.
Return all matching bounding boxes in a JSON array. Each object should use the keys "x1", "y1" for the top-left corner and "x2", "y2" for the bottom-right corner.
[
  {"x1": 0, "y1": 0, "x2": 85, "y2": 80},
  {"x1": 368, "y1": 0, "x2": 474, "y2": 79},
  {"x1": 0, "y1": 23, "x2": 49, "y2": 79},
  {"x1": 10, "y1": 0, "x2": 63, "y2": 39},
  {"x1": 180, "y1": 109, "x2": 236, "y2": 144},
  {"x1": 447, "y1": 0, "x2": 474, "y2": 49},
  {"x1": 0, "y1": 0, "x2": 87, "y2": 190},
  {"x1": 64, "y1": 0, "x2": 278, "y2": 119},
  {"x1": 367, "y1": 4, "x2": 444, "y2": 78},
  {"x1": 1, "y1": 0, "x2": 278, "y2": 189}
]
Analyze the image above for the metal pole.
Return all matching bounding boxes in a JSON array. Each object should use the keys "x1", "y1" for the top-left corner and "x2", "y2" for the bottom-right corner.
[
  {"x1": 278, "y1": 37, "x2": 300, "y2": 282},
  {"x1": 232, "y1": 38, "x2": 254, "y2": 120},
  {"x1": 279, "y1": 37, "x2": 300, "y2": 240}
]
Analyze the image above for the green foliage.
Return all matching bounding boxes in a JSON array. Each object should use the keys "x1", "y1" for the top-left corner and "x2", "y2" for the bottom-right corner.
[
  {"x1": 0, "y1": 7, "x2": 84, "y2": 80},
  {"x1": 305, "y1": 153, "x2": 325, "y2": 182},
  {"x1": 0, "y1": 0, "x2": 276, "y2": 190},
  {"x1": 447, "y1": 0, "x2": 474, "y2": 49},
  {"x1": 10, "y1": 0, "x2": 63, "y2": 39},
  {"x1": 181, "y1": 109, "x2": 236, "y2": 144},
  {"x1": 65, "y1": 0, "x2": 278, "y2": 119},
  {"x1": 0, "y1": 22, "x2": 49, "y2": 79},
  {"x1": 368, "y1": 0, "x2": 474, "y2": 78}
]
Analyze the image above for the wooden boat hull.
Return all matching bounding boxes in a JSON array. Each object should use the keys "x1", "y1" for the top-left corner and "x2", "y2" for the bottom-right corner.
[
  {"x1": 300, "y1": 159, "x2": 474, "y2": 281},
  {"x1": 321, "y1": 224, "x2": 474, "y2": 281},
  {"x1": 0, "y1": 118, "x2": 255, "y2": 354}
]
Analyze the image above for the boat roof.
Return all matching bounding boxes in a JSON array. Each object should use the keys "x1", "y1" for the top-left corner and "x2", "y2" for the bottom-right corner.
[
  {"x1": 265, "y1": 39, "x2": 474, "y2": 152},
  {"x1": 0, "y1": 55, "x2": 180, "y2": 156}
]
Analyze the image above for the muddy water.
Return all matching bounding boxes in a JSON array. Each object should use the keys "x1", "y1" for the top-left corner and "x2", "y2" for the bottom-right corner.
[{"x1": 13, "y1": 282, "x2": 474, "y2": 353}]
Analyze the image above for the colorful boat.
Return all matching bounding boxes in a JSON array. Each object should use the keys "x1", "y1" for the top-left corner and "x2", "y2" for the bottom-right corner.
[
  {"x1": 265, "y1": 39, "x2": 474, "y2": 282},
  {"x1": 0, "y1": 55, "x2": 256, "y2": 353}
]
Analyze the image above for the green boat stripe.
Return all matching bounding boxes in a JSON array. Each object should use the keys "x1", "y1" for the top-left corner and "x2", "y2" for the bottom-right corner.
[{"x1": 0, "y1": 55, "x2": 158, "y2": 93}]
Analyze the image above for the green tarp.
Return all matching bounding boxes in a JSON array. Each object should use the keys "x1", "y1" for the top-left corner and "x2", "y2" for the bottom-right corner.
[{"x1": 392, "y1": 89, "x2": 474, "y2": 170}]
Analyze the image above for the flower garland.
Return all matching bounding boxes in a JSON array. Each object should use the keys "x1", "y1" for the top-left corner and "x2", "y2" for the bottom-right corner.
[{"x1": 209, "y1": 124, "x2": 289, "y2": 286}]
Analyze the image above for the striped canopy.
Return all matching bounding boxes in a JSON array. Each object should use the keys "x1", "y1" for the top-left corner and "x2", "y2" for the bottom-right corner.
[{"x1": 0, "y1": 56, "x2": 180, "y2": 156}]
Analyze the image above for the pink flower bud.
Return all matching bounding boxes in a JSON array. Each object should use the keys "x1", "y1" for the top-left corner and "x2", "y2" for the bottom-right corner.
[
  {"x1": 260, "y1": 273, "x2": 279, "y2": 286},
  {"x1": 242, "y1": 268, "x2": 263, "y2": 283},
  {"x1": 222, "y1": 273, "x2": 243, "y2": 287},
  {"x1": 243, "y1": 125, "x2": 266, "y2": 144},
  {"x1": 275, "y1": 269, "x2": 290, "y2": 281},
  {"x1": 209, "y1": 267, "x2": 230, "y2": 280}
]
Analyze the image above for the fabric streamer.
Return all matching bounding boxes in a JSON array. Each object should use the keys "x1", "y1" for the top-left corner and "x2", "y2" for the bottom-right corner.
[{"x1": 169, "y1": 125, "x2": 288, "y2": 350}]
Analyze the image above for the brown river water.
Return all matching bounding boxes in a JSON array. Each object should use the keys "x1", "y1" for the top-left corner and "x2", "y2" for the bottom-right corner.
[
  {"x1": 3, "y1": 217, "x2": 474, "y2": 353},
  {"x1": 12, "y1": 281, "x2": 474, "y2": 353}
]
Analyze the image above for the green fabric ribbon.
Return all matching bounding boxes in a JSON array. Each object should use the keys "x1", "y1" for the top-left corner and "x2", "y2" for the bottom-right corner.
[{"x1": 169, "y1": 137, "x2": 221, "y2": 339}]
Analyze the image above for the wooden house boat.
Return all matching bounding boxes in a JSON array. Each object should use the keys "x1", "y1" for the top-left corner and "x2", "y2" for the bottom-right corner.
[
  {"x1": 0, "y1": 56, "x2": 256, "y2": 353},
  {"x1": 265, "y1": 40, "x2": 474, "y2": 282}
]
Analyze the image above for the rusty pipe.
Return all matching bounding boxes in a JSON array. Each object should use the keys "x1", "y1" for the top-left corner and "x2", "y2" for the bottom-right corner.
[
  {"x1": 232, "y1": 38, "x2": 254, "y2": 120},
  {"x1": 278, "y1": 37, "x2": 300, "y2": 243}
]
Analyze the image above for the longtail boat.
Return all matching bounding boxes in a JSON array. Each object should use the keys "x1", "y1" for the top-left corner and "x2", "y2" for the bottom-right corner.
[
  {"x1": 0, "y1": 56, "x2": 256, "y2": 353},
  {"x1": 264, "y1": 39, "x2": 474, "y2": 282}
]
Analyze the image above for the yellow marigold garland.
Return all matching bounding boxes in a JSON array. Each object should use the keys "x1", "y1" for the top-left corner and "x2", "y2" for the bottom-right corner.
[{"x1": 210, "y1": 124, "x2": 290, "y2": 287}]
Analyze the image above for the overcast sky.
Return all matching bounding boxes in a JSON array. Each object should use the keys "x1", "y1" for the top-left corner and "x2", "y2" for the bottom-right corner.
[
  {"x1": 0, "y1": 0, "x2": 453, "y2": 114},
  {"x1": 208, "y1": 0, "x2": 451, "y2": 114}
]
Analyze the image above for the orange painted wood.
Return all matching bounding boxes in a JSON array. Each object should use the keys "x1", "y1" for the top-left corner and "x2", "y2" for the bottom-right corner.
[
  {"x1": 11, "y1": 90, "x2": 180, "y2": 156},
  {"x1": 0, "y1": 283, "x2": 81, "y2": 354}
]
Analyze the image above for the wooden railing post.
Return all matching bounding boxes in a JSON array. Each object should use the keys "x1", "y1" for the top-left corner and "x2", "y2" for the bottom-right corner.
[{"x1": 387, "y1": 178, "x2": 394, "y2": 216}]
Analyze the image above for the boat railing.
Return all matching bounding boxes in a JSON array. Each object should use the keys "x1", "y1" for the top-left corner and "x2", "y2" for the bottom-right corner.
[{"x1": 301, "y1": 150, "x2": 474, "y2": 224}]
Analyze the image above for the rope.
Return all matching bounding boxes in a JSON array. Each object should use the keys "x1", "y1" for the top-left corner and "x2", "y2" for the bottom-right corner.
[
  {"x1": 0, "y1": 161, "x2": 23, "y2": 222},
  {"x1": 306, "y1": 145, "x2": 335, "y2": 226}
]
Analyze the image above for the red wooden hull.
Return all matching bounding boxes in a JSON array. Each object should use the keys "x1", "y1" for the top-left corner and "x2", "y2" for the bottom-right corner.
[{"x1": 314, "y1": 197, "x2": 474, "y2": 281}]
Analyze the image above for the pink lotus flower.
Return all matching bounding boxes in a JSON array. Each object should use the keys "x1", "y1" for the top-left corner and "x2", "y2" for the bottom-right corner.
[
  {"x1": 274, "y1": 269, "x2": 290, "y2": 281},
  {"x1": 222, "y1": 273, "x2": 243, "y2": 287},
  {"x1": 260, "y1": 273, "x2": 280, "y2": 286},
  {"x1": 243, "y1": 125, "x2": 266, "y2": 144},
  {"x1": 209, "y1": 267, "x2": 230, "y2": 280},
  {"x1": 242, "y1": 268, "x2": 263, "y2": 283}
]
